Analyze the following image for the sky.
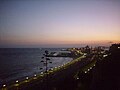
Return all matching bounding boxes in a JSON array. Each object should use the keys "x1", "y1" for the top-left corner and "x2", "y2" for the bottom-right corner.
[{"x1": 0, "y1": 0, "x2": 120, "y2": 48}]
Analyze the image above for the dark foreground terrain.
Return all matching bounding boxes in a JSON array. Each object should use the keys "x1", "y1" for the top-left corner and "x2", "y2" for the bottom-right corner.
[{"x1": 89, "y1": 44, "x2": 120, "y2": 90}]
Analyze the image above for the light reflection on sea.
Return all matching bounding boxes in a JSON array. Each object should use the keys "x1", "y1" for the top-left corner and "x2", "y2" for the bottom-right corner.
[{"x1": 0, "y1": 48, "x2": 73, "y2": 85}]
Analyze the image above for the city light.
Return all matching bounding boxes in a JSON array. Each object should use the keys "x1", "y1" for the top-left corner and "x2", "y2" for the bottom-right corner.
[
  {"x1": 16, "y1": 80, "x2": 19, "y2": 83},
  {"x1": 33, "y1": 74, "x2": 37, "y2": 79},
  {"x1": 77, "y1": 51, "x2": 80, "y2": 53},
  {"x1": 15, "y1": 80, "x2": 19, "y2": 86},
  {"x1": 103, "y1": 55, "x2": 108, "y2": 57},
  {"x1": 90, "y1": 67, "x2": 92, "y2": 69},
  {"x1": 34, "y1": 74, "x2": 36, "y2": 77},
  {"x1": 41, "y1": 72, "x2": 43, "y2": 74},
  {"x1": 26, "y1": 77, "x2": 29, "y2": 80},
  {"x1": 25, "y1": 77, "x2": 29, "y2": 82},
  {"x1": 88, "y1": 69, "x2": 90, "y2": 71},
  {"x1": 118, "y1": 47, "x2": 120, "y2": 49},
  {"x1": 0, "y1": 46, "x2": 110, "y2": 89},
  {"x1": 51, "y1": 68, "x2": 53, "y2": 70},
  {"x1": 3, "y1": 84, "x2": 6, "y2": 87}
]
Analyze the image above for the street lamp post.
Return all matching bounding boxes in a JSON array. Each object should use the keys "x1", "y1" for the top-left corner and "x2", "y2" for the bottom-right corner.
[{"x1": 41, "y1": 50, "x2": 52, "y2": 89}]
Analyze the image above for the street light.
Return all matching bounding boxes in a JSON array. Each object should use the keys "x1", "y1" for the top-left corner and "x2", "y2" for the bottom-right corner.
[
  {"x1": 51, "y1": 68, "x2": 53, "y2": 70},
  {"x1": 34, "y1": 74, "x2": 36, "y2": 77},
  {"x1": 103, "y1": 55, "x2": 108, "y2": 57},
  {"x1": 85, "y1": 71, "x2": 87, "y2": 73},
  {"x1": 41, "y1": 50, "x2": 51, "y2": 73},
  {"x1": 16, "y1": 80, "x2": 19, "y2": 83},
  {"x1": 88, "y1": 69, "x2": 90, "y2": 71},
  {"x1": 25, "y1": 77, "x2": 29, "y2": 82},
  {"x1": 26, "y1": 77, "x2": 29, "y2": 80},
  {"x1": 15, "y1": 80, "x2": 19, "y2": 86},
  {"x1": 41, "y1": 50, "x2": 52, "y2": 90},
  {"x1": 77, "y1": 77, "x2": 79, "y2": 80},
  {"x1": 40, "y1": 72, "x2": 44, "y2": 77},
  {"x1": 41, "y1": 72, "x2": 43, "y2": 74},
  {"x1": 3, "y1": 84, "x2": 6, "y2": 87},
  {"x1": 33, "y1": 74, "x2": 37, "y2": 79}
]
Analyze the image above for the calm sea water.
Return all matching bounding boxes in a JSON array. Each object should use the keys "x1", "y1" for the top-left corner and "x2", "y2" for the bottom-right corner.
[{"x1": 0, "y1": 48, "x2": 73, "y2": 85}]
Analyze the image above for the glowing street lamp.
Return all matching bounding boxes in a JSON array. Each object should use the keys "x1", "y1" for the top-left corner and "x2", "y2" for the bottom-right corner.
[
  {"x1": 16, "y1": 80, "x2": 19, "y2": 83},
  {"x1": 85, "y1": 71, "x2": 87, "y2": 73},
  {"x1": 41, "y1": 72, "x2": 43, "y2": 74},
  {"x1": 103, "y1": 55, "x2": 108, "y2": 57},
  {"x1": 26, "y1": 77, "x2": 29, "y2": 80},
  {"x1": 33, "y1": 74, "x2": 37, "y2": 79},
  {"x1": 40, "y1": 72, "x2": 44, "y2": 77},
  {"x1": 25, "y1": 77, "x2": 29, "y2": 82},
  {"x1": 15, "y1": 80, "x2": 19, "y2": 86},
  {"x1": 3, "y1": 84, "x2": 6, "y2": 87},
  {"x1": 88, "y1": 69, "x2": 90, "y2": 71},
  {"x1": 77, "y1": 77, "x2": 79, "y2": 80},
  {"x1": 34, "y1": 74, "x2": 36, "y2": 77},
  {"x1": 51, "y1": 68, "x2": 53, "y2": 70}
]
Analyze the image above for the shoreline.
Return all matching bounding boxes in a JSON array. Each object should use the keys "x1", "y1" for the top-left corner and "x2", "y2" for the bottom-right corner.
[
  {"x1": 0, "y1": 56, "x2": 85, "y2": 90},
  {"x1": 0, "y1": 55, "x2": 96, "y2": 90}
]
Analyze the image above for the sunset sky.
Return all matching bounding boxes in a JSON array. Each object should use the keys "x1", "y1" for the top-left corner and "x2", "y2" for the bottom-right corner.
[{"x1": 0, "y1": 0, "x2": 120, "y2": 48}]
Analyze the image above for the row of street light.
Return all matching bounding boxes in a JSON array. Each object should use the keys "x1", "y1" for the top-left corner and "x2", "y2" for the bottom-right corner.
[
  {"x1": 1, "y1": 51, "x2": 85, "y2": 90},
  {"x1": 75, "y1": 64, "x2": 96, "y2": 80},
  {"x1": 84, "y1": 64, "x2": 95, "y2": 74},
  {"x1": 1, "y1": 54, "x2": 74, "y2": 89}
]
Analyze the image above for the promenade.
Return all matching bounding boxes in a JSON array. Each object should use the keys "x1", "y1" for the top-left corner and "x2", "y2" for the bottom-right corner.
[{"x1": 1, "y1": 55, "x2": 96, "y2": 90}]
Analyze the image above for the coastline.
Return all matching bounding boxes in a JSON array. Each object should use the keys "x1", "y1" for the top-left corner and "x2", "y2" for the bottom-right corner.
[{"x1": 1, "y1": 54, "x2": 96, "y2": 90}]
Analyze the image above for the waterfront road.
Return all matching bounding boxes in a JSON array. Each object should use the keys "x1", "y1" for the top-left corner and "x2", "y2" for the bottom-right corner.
[{"x1": 1, "y1": 55, "x2": 96, "y2": 90}]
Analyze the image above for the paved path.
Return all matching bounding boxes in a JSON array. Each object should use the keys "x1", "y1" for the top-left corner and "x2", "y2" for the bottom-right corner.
[{"x1": 1, "y1": 55, "x2": 96, "y2": 90}]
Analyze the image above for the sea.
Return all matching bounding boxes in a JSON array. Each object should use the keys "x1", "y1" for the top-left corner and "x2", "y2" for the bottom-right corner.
[{"x1": 0, "y1": 48, "x2": 73, "y2": 85}]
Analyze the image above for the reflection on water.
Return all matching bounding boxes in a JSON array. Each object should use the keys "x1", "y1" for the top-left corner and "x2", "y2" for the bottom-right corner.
[{"x1": 0, "y1": 48, "x2": 73, "y2": 84}]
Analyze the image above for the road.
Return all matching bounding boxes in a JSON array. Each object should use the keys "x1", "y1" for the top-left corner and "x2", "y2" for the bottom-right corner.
[{"x1": 1, "y1": 55, "x2": 96, "y2": 90}]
